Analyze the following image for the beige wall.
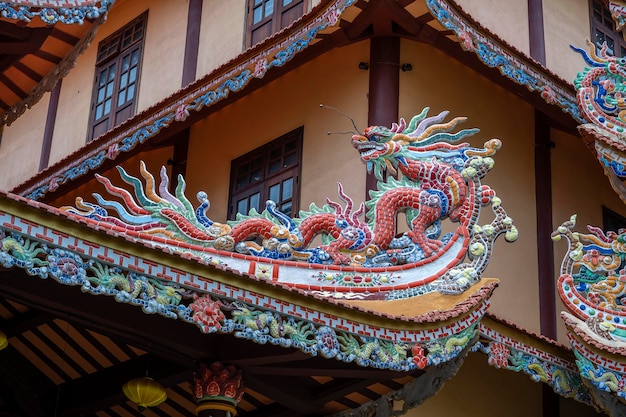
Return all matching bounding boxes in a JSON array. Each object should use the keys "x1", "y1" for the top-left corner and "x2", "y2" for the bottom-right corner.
[
  {"x1": 544, "y1": 0, "x2": 589, "y2": 84},
  {"x1": 0, "y1": 92, "x2": 48, "y2": 191},
  {"x1": 455, "y1": 0, "x2": 530, "y2": 56},
  {"x1": 418, "y1": 352, "x2": 542, "y2": 416},
  {"x1": 197, "y1": 0, "x2": 247, "y2": 77},
  {"x1": 416, "y1": 352, "x2": 598, "y2": 417},
  {"x1": 457, "y1": 0, "x2": 590, "y2": 87}
]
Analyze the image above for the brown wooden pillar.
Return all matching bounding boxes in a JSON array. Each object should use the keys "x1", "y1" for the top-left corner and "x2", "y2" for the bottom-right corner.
[
  {"x1": 193, "y1": 362, "x2": 244, "y2": 417},
  {"x1": 534, "y1": 110, "x2": 560, "y2": 417},
  {"x1": 39, "y1": 79, "x2": 62, "y2": 171},
  {"x1": 182, "y1": 0, "x2": 203, "y2": 86},
  {"x1": 528, "y1": 0, "x2": 546, "y2": 65},
  {"x1": 534, "y1": 111, "x2": 556, "y2": 338},
  {"x1": 366, "y1": 37, "x2": 400, "y2": 197}
]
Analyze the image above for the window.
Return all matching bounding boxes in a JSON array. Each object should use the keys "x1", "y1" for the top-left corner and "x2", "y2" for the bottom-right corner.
[
  {"x1": 247, "y1": 0, "x2": 305, "y2": 47},
  {"x1": 603, "y1": 206, "x2": 626, "y2": 232},
  {"x1": 590, "y1": 0, "x2": 626, "y2": 57},
  {"x1": 229, "y1": 127, "x2": 302, "y2": 220},
  {"x1": 88, "y1": 12, "x2": 147, "y2": 140}
]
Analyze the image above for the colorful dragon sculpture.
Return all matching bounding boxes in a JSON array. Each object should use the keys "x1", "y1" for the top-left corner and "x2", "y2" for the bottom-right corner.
[
  {"x1": 552, "y1": 216, "x2": 626, "y2": 343},
  {"x1": 63, "y1": 108, "x2": 517, "y2": 297},
  {"x1": 572, "y1": 40, "x2": 626, "y2": 202},
  {"x1": 552, "y1": 216, "x2": 626, "y2": 403}
]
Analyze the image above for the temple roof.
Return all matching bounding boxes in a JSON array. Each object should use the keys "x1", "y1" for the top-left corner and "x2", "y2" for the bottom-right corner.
[{"x1": 0, "y1": 189, "x2": 594, "y2": 415}]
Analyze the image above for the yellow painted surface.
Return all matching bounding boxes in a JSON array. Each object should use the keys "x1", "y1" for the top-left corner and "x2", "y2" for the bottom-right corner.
[
  {"x1": 455, "y1": 0, "x2": 530, "y2": 55},
  {"x1": 136, "y1": 0, "x2": 187, "y2": 112},
  {"x1": 48, "y1": 0, "x2": 185, "y2": 166},
  {"x1": 400, "y1": 40, "x2": 540, "y2": 333},
  {"x1": 417, "y1": 352, "x2": 541, "y2": 416},
  {"x1": 186, "y1": 41, "x2": 370, "y2": 222},
  {"x1": 544, "y1": 0, "x2": 589, "y2": 84},
  {"x1": 0, "y1": 92, "x2": 48, "y2": 191},
  {"x1": 197, "y1": 0, "x2": 247, "y2": 77},
  {"x1": 415, "y1": 352, "x2": 598, "y2": 417}
]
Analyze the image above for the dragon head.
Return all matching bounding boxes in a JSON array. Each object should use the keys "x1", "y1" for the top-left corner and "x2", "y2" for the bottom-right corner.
[
  {"x1": 351, "y1": 120, "x2": 409, "y2": 180},
  {"x1": 351, "y1": 108, "x2": 478, "y2": 180}
]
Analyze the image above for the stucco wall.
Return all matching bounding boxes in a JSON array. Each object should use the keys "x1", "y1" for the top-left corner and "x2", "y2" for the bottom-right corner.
[
  {"x1": 455, "y1": 0, "x2": 530, "y2": 56},
  {"x1": 544, "y1": 0, "x2": 589, "y2": 84},
  {"x1": 0, "y1": 92, "x2": 48, "y2": 191},
  {"x1": 197, "y1": 0, "x2": 247, "y2": 77},
  {"x1": 415, "y1": 352, "x2": 598, "y2": 417}
]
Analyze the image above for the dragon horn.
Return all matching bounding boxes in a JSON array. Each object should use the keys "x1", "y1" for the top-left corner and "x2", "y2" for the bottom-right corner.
[{"x1": 336, "y1": 183, "x2": 353, "y2": 215}]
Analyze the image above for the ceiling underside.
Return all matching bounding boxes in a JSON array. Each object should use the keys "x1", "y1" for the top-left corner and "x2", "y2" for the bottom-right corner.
[
  {"x1": 0, "y1": 268, "x2": 420, "y2": 417},
  {"x1": 0, "y1": 16, "x2": 97, "y2": 127}
]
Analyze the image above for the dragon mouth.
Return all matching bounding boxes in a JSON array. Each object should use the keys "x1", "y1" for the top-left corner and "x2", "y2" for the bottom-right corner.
[{"x1": 355, "y1": 141, "x2": 385, "y2": 158}]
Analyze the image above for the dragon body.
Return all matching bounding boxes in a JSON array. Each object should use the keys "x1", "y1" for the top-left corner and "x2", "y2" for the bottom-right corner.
[{"x1": 63, "y1": 108, "x2": 516, "y2": 295}]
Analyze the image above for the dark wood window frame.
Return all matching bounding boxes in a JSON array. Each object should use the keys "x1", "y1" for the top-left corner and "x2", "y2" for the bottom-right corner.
[
  {"x1": 246, "y1": 0, "x2": 306, "y2": 48},
  {"x1": 228, "y1": 127, "x2": 303, "y2": 220},
  {"x1": 87, "y1": 11, "x2": 148, "y2": 141},
  {"x1": 590, "y1": 0, "x2": 626, "y2": 57},
  {"x1": 603, "y1": 206, "x2": 626, "y2": 232}
]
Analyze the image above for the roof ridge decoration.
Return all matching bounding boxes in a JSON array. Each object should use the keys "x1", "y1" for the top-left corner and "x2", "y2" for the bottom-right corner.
[
  {"x1": 552, "y1": 216, "x2": 626, "y2": 414},
  {"x1": 0, "y1": 1, "x2": 114, "y2": 25},
  {"x1": 609, "y1": 0, "x2": 626, "y2": 32},
  {"x1": 572, "y1": 41, "x2": 626, "y2": 203},
  {"x1": 0, "y1": 197, "x2": 490, "y2": 374},
  {"x1": 476, "y1": 322, "x2": 594, "y2": 406},
  {"x1": 552, "y1": 39, "x2": 626, "y2": 416},
  {"x1": 63, "y1": 108, "x2": 518, "y2": 300},
  {"x1": 427, "y1": 0, "x2": 583, "y2": 123}
]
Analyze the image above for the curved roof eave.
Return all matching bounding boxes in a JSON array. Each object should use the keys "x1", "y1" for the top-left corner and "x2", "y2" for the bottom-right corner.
[
  {"x1": 0, "y1": 185, "x2": 599, "y2": 408},
  {"x1": 0, "y1": 1, "x2": 115, "y2": 126}
]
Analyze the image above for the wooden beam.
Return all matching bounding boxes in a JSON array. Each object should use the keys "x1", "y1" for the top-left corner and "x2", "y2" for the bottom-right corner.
[
  {"x1": 0, "y1": 74, "x2": 27, "y2": 99},
  {"x1": 366, "y1": 36, "x2": 400, "y2": 200},
  {"x1": 0, "y1": 345, "x2": 55, "y2": 417},
  {"x1": 32, "y1": 50, "x2": 62, "y2": 64},
  {"x1": 245, "y1": 364, "x2": 406, "y2": 379},
  {"x1": 50, "y1": 27, "x2": 80, "y2": 45},
  {"x1": 244, "y1": 374, "x2": 319, "y2": 415},
  {"x1": 182, "y1": 0, "x2": 203, "y2": 86},
  {"x1": 528, "y1": 0, "x2": 546, "y2": 65},
  {"x1": 39, "y1": 79, "x2": 61, "y2": 171},
  {"x1": 12, "y1": 61, "x2": 42, "y2": 82}
]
